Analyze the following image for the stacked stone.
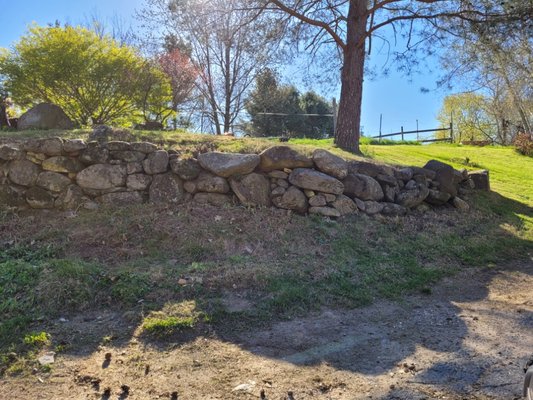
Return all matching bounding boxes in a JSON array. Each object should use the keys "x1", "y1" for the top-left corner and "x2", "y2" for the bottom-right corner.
[{"x1": 0, "y1": 138, "x2": 489, "y2": 216}]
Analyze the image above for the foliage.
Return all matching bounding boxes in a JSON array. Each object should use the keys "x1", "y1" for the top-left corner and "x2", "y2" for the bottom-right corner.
[
  {"x1": 514, "y1": 132, "x2": 533, "y2": 157},
  {"x1": 437, "y1": 93, "x2": 495, "y2": 143},
  {"x1": 245, "y1": 69, "x2": 333, "y2": 138},
  {"x1": 0, "y1": 25, "x2": 173, "y2": 126},
  {"x1": 140, "y1": 0, "x2": 283, "y2": 134}
]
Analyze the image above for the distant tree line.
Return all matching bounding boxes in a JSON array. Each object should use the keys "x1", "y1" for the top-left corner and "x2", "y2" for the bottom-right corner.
[{"x1": 244, "y1": 69, "x2": 333, "y2": 138}]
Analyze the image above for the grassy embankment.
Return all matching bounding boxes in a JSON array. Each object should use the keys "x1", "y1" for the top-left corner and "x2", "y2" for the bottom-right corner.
[{"x1": 1, "y1": 130, "x2": 531, "y2": 375}]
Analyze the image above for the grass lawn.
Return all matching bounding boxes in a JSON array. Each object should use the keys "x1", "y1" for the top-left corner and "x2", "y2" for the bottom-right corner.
[{"x1": 0, "y1": 130, "x2": 531, "y2": 375}]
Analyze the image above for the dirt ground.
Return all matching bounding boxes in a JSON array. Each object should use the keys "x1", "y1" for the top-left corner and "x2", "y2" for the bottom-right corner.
[{"x1": 1, "y1": 260, "x2": 532, "y2": 400}]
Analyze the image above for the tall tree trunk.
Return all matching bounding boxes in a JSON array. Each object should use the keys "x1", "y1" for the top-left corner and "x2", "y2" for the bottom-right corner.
[
  {"x1": 0, "y1": 104, "x2": 9, "y2": 128},
  {"x1": 334, "y1": 1, "x2": 367, "y2": 154},
  {"x1": 223, "y1": 41, "x2": 232, "y2": 133}
]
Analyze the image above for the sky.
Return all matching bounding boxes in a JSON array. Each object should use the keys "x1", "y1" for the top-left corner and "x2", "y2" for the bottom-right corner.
[{"x1": 0, "y1": 0, "x2": 451, "y2": 139}]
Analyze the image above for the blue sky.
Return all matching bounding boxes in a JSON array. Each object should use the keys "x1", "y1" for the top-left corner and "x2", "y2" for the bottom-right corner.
[{"x1": 0, "y1": 0, "x2": 450, "y2": 138}]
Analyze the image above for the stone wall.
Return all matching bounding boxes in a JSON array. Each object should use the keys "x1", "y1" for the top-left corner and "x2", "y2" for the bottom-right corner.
[{"x1": 0, "y1": 138, "x2": 489, "y2": 216}]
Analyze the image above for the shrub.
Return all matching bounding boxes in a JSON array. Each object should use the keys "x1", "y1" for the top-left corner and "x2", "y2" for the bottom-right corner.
[{"x1": 514, "y1": 132, "x2": 533, "y2": 156}]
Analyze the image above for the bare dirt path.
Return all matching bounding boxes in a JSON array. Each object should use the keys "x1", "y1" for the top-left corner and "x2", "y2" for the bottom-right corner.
[{"x1": 1, "y1": 260, "x2": 531, "y2": 400}]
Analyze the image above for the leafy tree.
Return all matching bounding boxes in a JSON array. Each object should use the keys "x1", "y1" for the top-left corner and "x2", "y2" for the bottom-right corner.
[
  {"x1": 140, "y1": 0, "x2": 283, "y2": 134},
  {"x1": 0, "y1": 25, "x2": 172, "y2": 126},
  {"x1": 245, "y1": 68, "x2": 332, "y2": 138},
  {"x1": 437, "y1": 93, "x2": 495, "y2": 143},
  {"x1": 256, "y1": 0, "x2": 532, "y2": 153}
]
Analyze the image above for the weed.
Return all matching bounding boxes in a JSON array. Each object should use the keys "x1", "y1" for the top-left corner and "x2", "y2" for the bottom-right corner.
[{"x1": 23, "y1": 332, "x2": 50, "y2": 348}]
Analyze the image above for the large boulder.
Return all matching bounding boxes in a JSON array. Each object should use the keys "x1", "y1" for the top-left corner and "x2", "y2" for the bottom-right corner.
[
  {"x1": 423, "y1": 160, "x2": 457, "y2": 197},
  {"x1": 149, "y1": 173, "x2": 185, "y2": 204},
  {"x1": 18, "y1": 104, "x2": 74, "y2": 130},
  {"x1": 289, "y1": 168, "x2": 344, "y2": 195},
  {"x1": 343, "y1": 173, "x2": 384, "y2": 201},
  {"x1": 229, "y1": 173, "x2": 271, "y2": 207},
  {"x1": 259, "y1": 146, "x2": 313, "y2": 171},
  {"x1": 198, "y1": 152, "x2": 260, "y2": 178},
  {"x1": 76, "y1": 164, "x2": 127, "y2": 190},
  {"x1": 8, "y1": 160, "x2": 41, "y2": 187},
  {"x1": 312, "y1": 149, "x2": 348, "y2": 179},
  {"x1": 272, "y1": 186, "x2": 308, "y2": 214}
]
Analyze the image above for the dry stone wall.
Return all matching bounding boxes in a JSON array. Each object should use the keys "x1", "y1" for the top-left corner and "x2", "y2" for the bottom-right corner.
[{"x1": 0, "y1": 137, "x2": 490, "y2": 216}]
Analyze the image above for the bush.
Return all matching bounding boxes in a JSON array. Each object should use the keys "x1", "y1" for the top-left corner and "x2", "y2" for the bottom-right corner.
[{"x1": 514, "y1": 132, "x2": 533, "y2": 156}]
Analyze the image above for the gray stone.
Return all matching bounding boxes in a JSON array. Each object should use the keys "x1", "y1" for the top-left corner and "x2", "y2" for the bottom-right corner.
[
  {"x1": 364, "y1": 201, "x2": 385, "y2": 215},
  {"x1": 106, "y1": 141, "x2": 131, "y2": 151},
  {"x1": 229, "y1": 173, "x2": 271, "y2": 207},
  {"x1": 394, "y1": 167, "x2": 413, "y2": 182},
  {"x1": 80, "y1": 144, "x2": 109, "y2": 164},
  {"x1": 0, "y1": 145, "x2": 22, "y2": 161},
  {"x1": 55, "y1": 185, "x2": 87, "y2": 210},
  {"x1": 18, "y1": 104, "x2": 74, "y2": 130},
  {"x1": 425, "y1": 189, "x2": 452, "y2": 206},
  {"x1": 309, "y1": 206, "x2": 341, "y2": 218},
  {"x1": 127, "y1": 174, "x2": 152, "y2": 191},
  {"x1": 97, "y1": 191, "x2": 144, "y2": 206},
  {"x1": 259, "y1": 146, "x2": 313, "y2": 171},
  {"x1": 170, "y1": 157, "x2": 202, "y2": 180},
  {"x1": 452, "y1": 196, "x2": 470, "y2": 212},
  {"x1": 26, "y1": 187, "x2": 55, "y2": 209},
  {"x1": 424, "y1": 160, "x2": 457, "y2": 197},
  {"x1": 8, "y1": 160, "x2": 41, "y2": 186},
  {"x1": 312, "y1": 149, "x2": 348, "y2": 179},
  {"x1": 196, "y1": 172, "x2": 230, "y2": 194},
  {"x1": 309, "y1": 194, "x2": 327, "y2": 207},
  {"x1": 110, "y1": 151, "x2": 146, "y2": 163},
  {"x1": 332, "y1": 195, "x2": 358, "y2": 216},
  {"x1": 36, "y1": 172, "x2": 71, "y2": 193},
  {"x1": 143, "y1": 150, "x2": 169, "y2": 174},
  {"x1": 381, "y1": 203, "x2": 408, "y2": 216},
  {"x1": 277, "y1": 179, "x2": 289, "y2": 189},
  {"x1": 198, "y1": 152, "x2": 260, "y2": 178},
  {"x1": 395, "y1": 183, "x2": 429, "y2": 208},
  {"x1": 271, "y1": 186, "x2": 286, "y2": 197},
  {"x1": 42, "y1": 156, "x2": 84, "y2": 173},
  {"x1": 348, "y1": 161, "x2": 394, "y2": 178},
  {"x1": 131, "y1": 142, "x2": 158, "y2": 153},
  {"x1": 76, "y1": 164, "x2": 127, "y2": 190},
  {"x1": 289, "y1": 168, "x2": 344, "y2": 195},
  {"x1": 149, "y1": 173, "x2": 185, "y2": 204},
  {"x1": 410, "y1": 166, "x2": 437, "y2": 180},
  {"x1": 23, "y1": 137, "x2": 63, "y2": 156},
  {"x1": 63, "y1": 139, "x2": 86, "y2": 153},
  {"x1": 126, "y1": 162, "x2": 144, "y2": 175},
  {"x1": 0, "y1": 184, "x2": 27, "y2": 207},
  {"x1": 468, "y1": 170, "x2": 490, "y2": 191},
  {"x1": 268, "y1": 170, "x2": 288, "y2": 179},
  {"x1": 343, "y1": 173, "x2": 384, "y2": 201},
  {"x1": 354, "y1": 198, "x2": 366, "y2": 211},
  {"x1": 382, "y1": 184, "x2": 399, "y2": 203},
  {"x1": 272, "y1": 186, "x2": 308, "y2": 214},
  {"x1": 26, "y1": 152, "x2": 47, "y2": 164},
  {"x1": 194, "y1": 192, "x2": 234, "y2": 207}
]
